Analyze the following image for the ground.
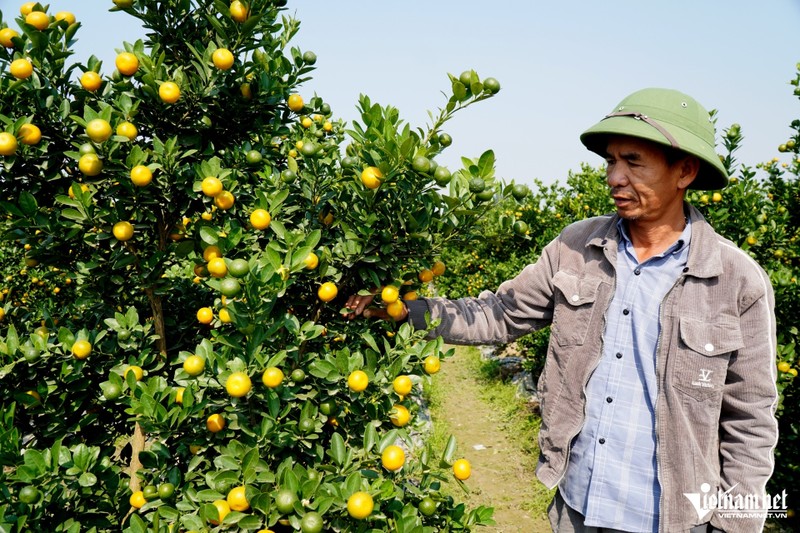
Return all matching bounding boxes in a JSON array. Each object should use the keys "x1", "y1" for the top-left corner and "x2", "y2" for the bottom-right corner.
[{"x1": 429, "y1": 346, "x2": 552, "y2": 532}]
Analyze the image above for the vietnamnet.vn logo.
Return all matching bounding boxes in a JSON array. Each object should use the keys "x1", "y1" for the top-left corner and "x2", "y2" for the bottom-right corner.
[{"x1": 683, "y1": 483, "x2": 789, "y2": 520}]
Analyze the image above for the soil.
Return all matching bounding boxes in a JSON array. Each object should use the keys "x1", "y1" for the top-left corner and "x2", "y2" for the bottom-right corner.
[{"x1": 432, "y1": 347, "x2": 552, "y2": 532}]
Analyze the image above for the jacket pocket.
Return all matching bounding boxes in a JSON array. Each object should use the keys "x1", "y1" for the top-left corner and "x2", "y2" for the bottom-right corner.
[
  {"x1": 551, "y1": 271, "x2": 602, "y2": 346},
  {"x1": 671, "y1": 316, "x2": 743, "y2": 400}
]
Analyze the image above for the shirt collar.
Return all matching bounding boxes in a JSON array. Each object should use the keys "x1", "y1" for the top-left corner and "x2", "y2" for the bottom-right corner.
[{"x1": 616, "y1": 213, "x2": 692, "y2": 259}]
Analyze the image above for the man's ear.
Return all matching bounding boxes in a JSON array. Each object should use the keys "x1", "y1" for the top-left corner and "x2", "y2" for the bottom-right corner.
[{"x1": 677, "y1": 156, "x2": 700, "y2": 190}]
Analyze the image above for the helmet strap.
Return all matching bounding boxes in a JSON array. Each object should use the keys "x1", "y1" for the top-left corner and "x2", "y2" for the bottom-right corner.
[{"x1": 604, "y1": 111, "x2": 680, "y2": 149}]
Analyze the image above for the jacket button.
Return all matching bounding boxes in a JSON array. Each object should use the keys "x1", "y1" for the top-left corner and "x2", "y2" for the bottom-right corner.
[
  {"x1": 704, "y1": 343, "x2": 714, "y2": 352},
  {"x1": 571, "y1": 294, "x2": 580, "y2": 302},
  {"x1": 606, "y1": 397, "x2": 613, "y2": 403},
  {"x1": 616, "y1": 352, "x2": 623, "y2": 359},
  {"x1": 599, "y1": 438, "x2": 606, "y2": 444},
  {"x1": 622, "y1": 309, "x2": 630, "y2": 315},
  {"x1": 634, "y1": 268, "x2": 641, "y2": 275}
]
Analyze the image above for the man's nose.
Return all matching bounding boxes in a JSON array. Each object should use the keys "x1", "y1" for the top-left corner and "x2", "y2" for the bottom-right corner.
[{"x1": 606, "y1": 164, "x2": 628, "y2": 188}]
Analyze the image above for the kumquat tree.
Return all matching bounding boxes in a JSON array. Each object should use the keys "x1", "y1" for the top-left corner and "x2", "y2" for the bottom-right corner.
[{"x1": 0, "y1": 1, "x2": 526, "y2": 531}]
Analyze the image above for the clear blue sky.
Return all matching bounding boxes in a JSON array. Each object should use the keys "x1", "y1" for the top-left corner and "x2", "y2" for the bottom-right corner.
[{"x1": 39, "y1": 1, "x2": 800, "y2": 188}]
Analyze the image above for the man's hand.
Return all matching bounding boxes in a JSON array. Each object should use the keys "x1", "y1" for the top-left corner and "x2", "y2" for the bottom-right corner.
[{"x1": 344, "y1": 292, "x2": 408, "y2": 322}]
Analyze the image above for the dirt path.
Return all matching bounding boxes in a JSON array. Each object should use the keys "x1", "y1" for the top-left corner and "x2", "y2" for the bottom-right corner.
[{"x1": 431, "y1": 346, "x2": 551, "y2": 532}]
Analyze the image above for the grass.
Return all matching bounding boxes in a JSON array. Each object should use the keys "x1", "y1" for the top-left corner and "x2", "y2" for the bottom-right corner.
[{"x1": 425, "y1": 345, "x2": 554, "y2": 517}]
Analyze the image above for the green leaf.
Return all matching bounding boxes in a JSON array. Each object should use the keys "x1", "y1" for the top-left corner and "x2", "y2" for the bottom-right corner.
[
  {"x1": 441, "y1": 435, "x2": 457, "y2": 466},
  {"x1": 78, "y1": 472, "x2": 98, "y2": 487},
  {"x1": 5, "y1": 324, "x2": 19, "y2": 356},
  {"x1": 23, "y1": 449, "x2": 47, "y2": 476},
  {"x1": 363, "y1": 423, "x2": 377, "y2": 453},
  {"x1": 18, "y1": 192, "x2": 38, "y2": 217},
  {"x1": 329, "y1": 432, "x2": 345, "y2": 465}
]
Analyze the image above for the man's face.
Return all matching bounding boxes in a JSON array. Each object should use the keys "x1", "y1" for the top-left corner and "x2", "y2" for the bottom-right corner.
[{"x1": 604, "y1": 136, "x2": 696, "y2": 222}]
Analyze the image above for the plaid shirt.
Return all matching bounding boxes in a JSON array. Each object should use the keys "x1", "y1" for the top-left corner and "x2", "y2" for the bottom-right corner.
[{"x1": 560, "y1": 217, "x2": 692, "y2": 532}]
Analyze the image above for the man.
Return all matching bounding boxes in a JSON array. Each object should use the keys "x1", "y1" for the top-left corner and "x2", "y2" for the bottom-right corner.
[{"x1": 346, "y1": 88, "x2": 778, "y2": 533}]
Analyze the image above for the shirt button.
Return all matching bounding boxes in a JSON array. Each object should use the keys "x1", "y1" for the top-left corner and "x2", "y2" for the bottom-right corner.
[
  {"x1": 599, "y1": 438, "x2": 606, "y2": 444},
  {"x1": 616, "y1": 352, "x2": 623, "y2": 359},
  {"x1": 606, "y1": 397, "x2": 613, "y2": 403},
  {"x1": 704, "y1": 343, "x2": 714, "y2": 352},
  {"x1": 622, "y1": 308, "x2": 630, "y2": 315},
  {"x1": 571, "y1": 294, "x2": 580, "y2": 303},
  {"x1": 634, "y1": 268, "x2": 641, "y2": 275}
]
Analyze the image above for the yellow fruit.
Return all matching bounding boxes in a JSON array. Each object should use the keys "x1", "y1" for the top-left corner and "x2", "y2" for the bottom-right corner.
[
  {"x1": 778, "y1": 361, "x2": 791, "y2": 373},
  {"x1": 10, "y1": 58, "x2": 33, "y2": 80},
  {"x1": 20, "y1": 2, "x2": 36, "y2": 16},
  {"x1": 130, "y1": 165, "x2": 153, "y2": 186},
  {"x1": 214, "y1": 190, "x2": 235, "y2": 210},
  {"x1": 159, "y1": 81, "x2": 181, "y2": 103},
  {"x1": 392, "y1": 375, "x2": 413, "y2": 397},
  {"x1": 130, "y1": 490, "x2": 146, "y2": 509},
  {"x1": 18, "y1": 123, "x2": 41, "y2": 145},
  {"x1": 381, "y1": 445, "x2": 405, "y2": 472},
  {"x1": 227, "y1": 485, "x2": 250, "y2": 512},
  {"x1": 431, "y1": 261, "x2": 446, "y2": 276},
  {"x1": 116, "y1": 52, "x2": 139, "y2": 76},
  {"x1": 712, "y1": 192, "x2": 723, "y2": 203},
  {"x1": 229, "y1": 0, "x2": 249, "y2": 22},
  {"x1": 207, "y1": 257, "x2": 228, "y2": 278},
  {"x1": 0, "y1": 132, "x2": 18, "y2": 156},
  {"x1": 201, "y1": 176, "x2": 223, "y2": 197},
  {"x1": 317, "y1": 281, "x2": 338, "y2": 302},
  {"x1": 125, "y1": 365, "x2": 144, "y2": 381},
  {"x1": 226, "y1": 371, "x2": 252, "y2": 397},
  {"x1": 80, "y1": 71, "x2": 102, "y2": 91},
  {"x1": 403, "y1": 291, "x2": 418, "y2": 301},
  {"x1": 287, "y1": 94, "x2": 304, "y2": 112},
  {"x1": 386, "y1": 300, "x2": 405, "y2": 320},
  {"x1": 0, "y1": 28, "x2": 20, "y2": 48},
  {"x1": 262, "y1": 367, "x2": 284, "y2": 388},
  {"x1": 25, "y1": 390, "x2": 41, "y2": 403},
  {"x1": 389, "y1": 404, "x2": 410, "y2": 427},
  {"x1": 116, "y1": 121, "x2": 138, "y2": 140},
  {"x1": 203, "y1": 245, "x2": 222, "y2": 262},
  {"x1": 207, "y1": 414, "x2": 226, "y2": 433},
  {"x1": 240, "y1": 82, "x2": 252, "y2": 100},
  {"x1": 175, "y1": 387, "x2": 185, "y2": 404},
  {"x1": 196, "y1": 306, "x2": 214, "y2": 324},
  {"x1": 86, "y1": 119, "x2": 112, "y2": 143},
  {"x1": 25, "y1": 11, "x2": 50, "y2": 31},
  {"x1": 346, "y1": 491, "x2": 374, "y2": 520},
  {"x1": 113, "y1": 221, "x2": 134, "y2": 241},
  {"x1": 209, "y1": 499, "x2": 231, "y2": 525},
  {"x1": 219, "y1": 308, "x2": 232, "y2": 323},
  {"x1": 71, "y1": 339, "x2": 92, "y2": 359},
  {"x1": 347, "y1": 370, "x2": 369, "y2": 392},
  {"x1": 54, "y1": 11, "x2": 75, "y2": 25},
  {"x1": 68, "y1": 183, "x2": 89, "y2": 199},
  {"x1": 212, "y1": 48, "x2": 235, "y2": 70},
  {"x1": 381, "y1": 285, "x2": 399, "y2": 304},
  {"x1": 301, "y1": 117, "x2": 313, "y2": 128},
  {"x1": 78, "y1": 153, "x2": 103, "y2": 176},
  {"x1": 303, "y1": 252, "x2": 319, "y2": 270},
  {"x1": 183, "y1": 354, "x2": 205, "y2": 376},
  {"x1": 361, "y1": 167, "x2": 383, "y2": 189},
  {"x1": 453, "y1": 458, "x2": 471, "y2": 480},
  {"x1": 250, "y1": 208, "x2": 271, "y2": 229},
  {"x1": 423, "y1": 355, "x2": 441, "y2": 375},
  {"x1": 418, "y1": 269, "x2": 434, "y2": 283},
  {"x1": 323, "y1": 121, "x2": 332, "y2": 132}
]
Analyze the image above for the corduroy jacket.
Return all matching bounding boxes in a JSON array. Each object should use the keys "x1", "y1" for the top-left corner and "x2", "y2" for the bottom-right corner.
[{"x1": 407, "y1": 204, "x2": 778, "y2": 533}]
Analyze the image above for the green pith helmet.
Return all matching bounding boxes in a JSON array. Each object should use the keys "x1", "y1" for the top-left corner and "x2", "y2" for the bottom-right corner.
[{"x1": 580, "y1": 88, "x2": 728, "y2": 190}]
